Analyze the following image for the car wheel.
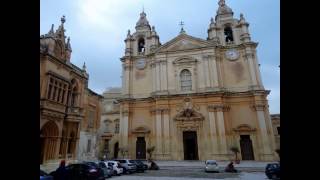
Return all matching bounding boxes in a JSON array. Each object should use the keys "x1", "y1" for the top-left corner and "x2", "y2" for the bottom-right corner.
[{"x1": 271, "y1": 174, "x2": 277, "y2": 179}]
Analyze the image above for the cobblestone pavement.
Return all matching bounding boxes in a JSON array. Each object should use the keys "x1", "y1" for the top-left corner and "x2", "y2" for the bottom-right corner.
[
  {"x1": 109, "y1": 166, "x2": 268, "y2": 180},
  {"x1": 111, "y1": 172, "x2": 267, "y2": 180},
  {"x1": 41, "y1": 160, "x2": 272, "y2": 179}
]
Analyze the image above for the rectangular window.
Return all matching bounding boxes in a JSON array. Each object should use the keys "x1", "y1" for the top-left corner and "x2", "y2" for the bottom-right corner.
[
  {"x1": 277, "y1": 127, "x2": 280, "y2": 135},
  {"x1": 88, "y1": 110, "x2": 95, "y2": 128},
  {"x1": 46, "y1": 76, "x2": 69, "y2": 104},
  {"x1": 87, "y1": 139, "x2": 91, "y2": 153},
  {"x1": 115, "y1": 122, "x2": 119, "y2": 134}
]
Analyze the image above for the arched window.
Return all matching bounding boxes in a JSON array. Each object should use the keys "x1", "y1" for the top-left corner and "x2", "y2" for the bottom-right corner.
[
  {"x1": 138, "y1": 38, "x2": 145, "y2": 53},
  {"x1": 224, "y1": 26, "x2": 234, "y2": 42},
  {"x1": 180, "y1": 69, "x2": 192, "y2": 91}
]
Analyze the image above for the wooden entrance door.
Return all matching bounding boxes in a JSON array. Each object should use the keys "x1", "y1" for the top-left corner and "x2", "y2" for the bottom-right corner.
[
  {"x1": 183, "y1": 131, "x2": 199, "y2": 160},
  {"x1": 136, "y1": 137, "x2": 146, "y2": 159},
  {"x1": 240, "y1": 135, "x2": 254, "y2": 160},
  {"x1": 114, "y1": 142, "x2": 119, "y2": 159}
]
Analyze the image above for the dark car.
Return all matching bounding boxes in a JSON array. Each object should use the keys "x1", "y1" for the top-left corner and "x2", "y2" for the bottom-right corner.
[
  {"x1": 40, "y1": 169, "x2": 54, "y2": 180},
  {"x1": 61, "y1": 163, "x2": 104, "y2": 180},
  {"x1": 265, "y1": 163, "x2": 280, "y2": 179},
  {"x1": 132, "y1": 160, "x2": 148, "y2": 171},
  {"x1": 130, "y1": 160, "x2": 146, "y2": 172}
]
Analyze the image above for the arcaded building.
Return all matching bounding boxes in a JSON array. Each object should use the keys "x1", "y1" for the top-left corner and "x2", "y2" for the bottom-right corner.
[
  {"x1": 116, "y1": 0, "x2": 277, "y2": 161},
  {"x1": 40, "y1": 16, "x2": 102, "y2": 165}
]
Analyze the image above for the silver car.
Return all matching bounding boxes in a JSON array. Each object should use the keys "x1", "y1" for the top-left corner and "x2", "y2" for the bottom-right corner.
[
  {"x1": 114, "y1": 159, "x2": 137, "y2": 174},
  {"x1": 205, "y1": 160, "x2": 219, "y2": 172},
  {"x1": 106, "y1": 161, "x2": 123, "y2": 175}
]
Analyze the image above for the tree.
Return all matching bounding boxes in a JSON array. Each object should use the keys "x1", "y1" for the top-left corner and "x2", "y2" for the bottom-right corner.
[
  {"x1": 230, "y1": 146, "x2": 240, "y2": 163},
  {"x1": 147, "y1": 146, "x2": 155, "y2": 160}
]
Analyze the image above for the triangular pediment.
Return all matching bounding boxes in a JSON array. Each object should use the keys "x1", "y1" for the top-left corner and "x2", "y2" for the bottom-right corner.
[{"x1": 155, "y1": 33, "x2": 213, "y2": 53}]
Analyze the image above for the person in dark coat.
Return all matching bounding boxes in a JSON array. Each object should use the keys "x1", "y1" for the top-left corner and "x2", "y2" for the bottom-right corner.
[
  {"x1": 54, "y1": 160, "x2": 67, "y2": 180},
  {"x1": 225, "y1": 161, "x2": 238, "y2": 173}
]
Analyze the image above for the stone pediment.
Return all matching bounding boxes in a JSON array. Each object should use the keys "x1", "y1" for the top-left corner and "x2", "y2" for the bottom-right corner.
[
  {"x1": 233, "y1": 124, "x2": 256, "y2": 132},
  {"x1": 131, "y1": 126, "x2": 151, "y2": 134},
  {"x1": 155, "y1": 33, "x2": 212, "y2": 53}
]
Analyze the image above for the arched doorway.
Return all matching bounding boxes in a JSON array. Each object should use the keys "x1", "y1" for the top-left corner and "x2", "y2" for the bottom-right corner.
[
  {"x1": 240, "y1": 135, "x2": 254, "y2": 160},
  {"x1": 40, "y1": 121, "x2": 59, "y2": 164},
  {"x1": 114, "y1": 142, "x2": 119, "y2": 159},
  {"x1": 183, "y1": 131, "x2": 199, "y2": 160},
  {"x1": 136, "y1": 137, "x2": 146, "y2": 159}
]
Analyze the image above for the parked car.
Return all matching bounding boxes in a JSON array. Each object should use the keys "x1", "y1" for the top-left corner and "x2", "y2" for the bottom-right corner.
[
  {"x1": 139, "y1": 159, "x2": 151, "y2": 169},
  {"x1": 131, "y1": 160, "x2": 147, "y2": 172},
  {"x1": 204, "y1": 160, "x2": 219, "y2": 173},
  {"x1": 265, "y1": 163, "x2": 280, "y2": 179},
  {"x1": 65, "y1": 163, "x2": 105, "y2": 180},
  {"x1": 40, "y1": 169, "x2": 54, "y2": 180},
  {"x1": 105, "y1": 160, "x2": 123, "y2": 176},
  {"x1": 114, "y1": 159, "x2": 137, "y2": 174},
  {"x1": 96, "y1": 161, "x2": 113, "y2": 178}
]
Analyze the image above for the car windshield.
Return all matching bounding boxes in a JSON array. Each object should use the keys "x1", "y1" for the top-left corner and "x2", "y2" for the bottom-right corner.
[
  {"x1": 129, "y1": 160, "x2": 135, "y2": 163},
  {"x1": 206, "y1": 161, "x2": 217, "y2": 165},
  {"x1": 40, "y1": 170, "x2": 48, "y2": 176}
]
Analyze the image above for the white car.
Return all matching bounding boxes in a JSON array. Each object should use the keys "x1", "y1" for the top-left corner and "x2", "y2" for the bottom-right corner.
[
  {"x1": 105, "y1": 161, "x2": 123, "y2": 175},
  {"x1": 205, "y1": 160, "x2": 219, "y2": 172}
]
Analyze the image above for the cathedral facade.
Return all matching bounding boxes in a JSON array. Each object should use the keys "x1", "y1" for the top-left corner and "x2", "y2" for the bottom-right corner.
[{"x1": 114, "y1": 0, "x2": 277, "y2": 161}]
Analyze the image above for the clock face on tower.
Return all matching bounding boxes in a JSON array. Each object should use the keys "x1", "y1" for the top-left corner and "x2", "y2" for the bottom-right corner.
[
  {"x1": 225, "y1": 49, "x2": 239, "y2": 61},
  {"x1": 136, "y1": 58, "x2": 146, "y2": 70}
]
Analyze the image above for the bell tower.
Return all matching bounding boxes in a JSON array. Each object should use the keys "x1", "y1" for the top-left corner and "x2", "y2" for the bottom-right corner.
[
  {"x1": 124, "y1": 10, "x2": 160, "y2": 57},
  {"x1": 121, "y1": 10, "x2": 161, "y2": 97},
  {"x1": 207, "y1": 0, "x2": 263, "y2": 90},
  {"x1": 208, "y1": 0, "x2": 252, "y2": 46}
]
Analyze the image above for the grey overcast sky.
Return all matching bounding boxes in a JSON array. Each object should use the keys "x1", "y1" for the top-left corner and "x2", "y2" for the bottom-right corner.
[{"x1": 40, "y1": 0, "x2": 279, "y2": 114}]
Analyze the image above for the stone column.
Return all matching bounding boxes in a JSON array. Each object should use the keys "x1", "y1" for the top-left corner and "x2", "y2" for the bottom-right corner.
[
  {"x1": 253, "y1": 104, "x2": 272, "y2": 155},
  {"x1": 203, "y1": 56, "x2": 211, "y2": 88},
  {"x1": 215, "y1": 105, "x2": 228, "y2": 155},
  {"x1": 122, "y1": 63, "x2": 131, "y2": 95},
  {"x1": 161, "y1": 61, "x2": 168, "y2": 91},
  {"x1": 151, "y1": 63, "x2": 156, "y2": 92},
  {"x1": 210, "y1": 55, "x2": 219, "y2": 88},
  {"x1": 156, "y1": 62, "x2": 161, "y2": 92},
  {"x1": 244, "y1": 49, "x2": 258, "y2": 88},
  {"x1": 120, "y1": 109, "x2": 129, "y2": 148},
  {"x1": 162, "y1": 109, "x2": 170, "y2": 155},
  {"x1": 207, "y1": 106, "x2": 219, "y2": 155},
  {"x1": 155, "y1": 109, "x2": 163, "y2": 157}
]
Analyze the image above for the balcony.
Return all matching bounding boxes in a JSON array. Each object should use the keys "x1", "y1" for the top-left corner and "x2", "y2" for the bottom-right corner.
[{"x1": 40, "y1": 99, "x2": 66, "y2": 114}]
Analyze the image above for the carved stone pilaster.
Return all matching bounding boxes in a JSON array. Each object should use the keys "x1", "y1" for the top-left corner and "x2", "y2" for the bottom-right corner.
[
  {"x1": 207, "y1": 104, "x2": 230, "y2": 112},
  {"x1": 122, "y1": 63, "x2": 132, "y2": 71},
  {"x1": 122, "y1": 110, "x2": 129, "y2": 116},
  {"x1": 243, "y1": 52, "x2": 255, "y2": 60},
  {"x1": 252, "y1": 104, "x2": 266, "y2": 111}
]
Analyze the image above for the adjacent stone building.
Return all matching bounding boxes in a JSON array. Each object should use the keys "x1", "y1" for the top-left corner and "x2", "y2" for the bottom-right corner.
[
  {"x1": 99, "y1": 88, "x2": 122, "y2": 159},
  {"x1": 40, "y1": 16, "x2": 102, "y2": 165},
  {"x1": 115, "y1": 0, "x2": 277, "y2": 161}
]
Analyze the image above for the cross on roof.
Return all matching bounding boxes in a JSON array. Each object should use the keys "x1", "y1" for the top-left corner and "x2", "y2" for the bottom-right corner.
[
  {"x1": 179, "y1": 21, "x2": 184, "y2": 29},
  {"x1": 179, "y1": 21, "x2": 186, "y2": 34}
]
